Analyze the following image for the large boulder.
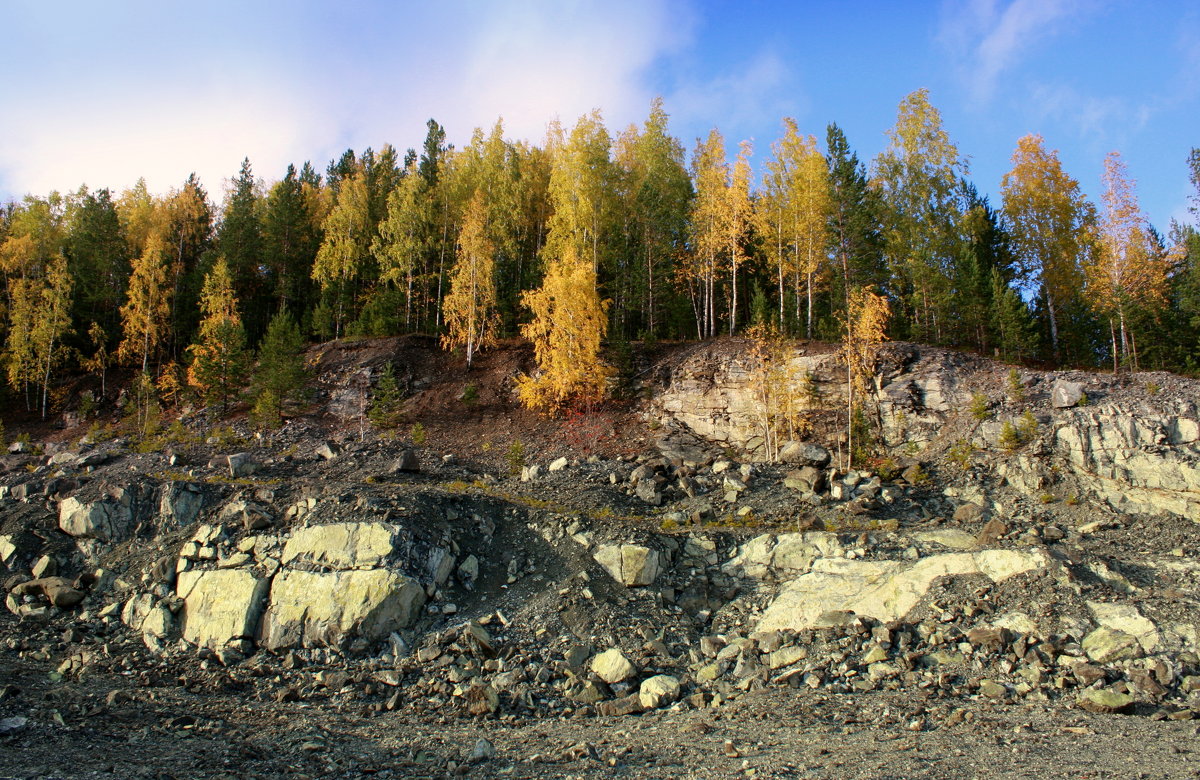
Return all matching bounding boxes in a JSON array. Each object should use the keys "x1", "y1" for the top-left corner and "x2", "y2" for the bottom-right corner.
[
  {"x1": 259, "y1": 569, "x2": 424, "y2": 650},
  {"x1": 778, "y1": 441, "x2": 830, "y2": 468},
  {"x1": 281, "y1": 523, "x2": 398, "y2": 570},
  {"x1": 757, "y1": 548, "x2": 1050, "y2": 632},
  {"x1": 58, "y1": 497, "x2": 133, "y2": 542},
  {"x1": 594, "y1": 544, "x2": 660, "y2": 587},
  {"x1": 159, "y1": 483, "x2": 203, "y2": 526},
  {"x1": 1051, "y1": 380, "x2": 1085, "y2": 408},
  {"x1": 177, "y1": 569, "x2": 270, "y2": 649}
]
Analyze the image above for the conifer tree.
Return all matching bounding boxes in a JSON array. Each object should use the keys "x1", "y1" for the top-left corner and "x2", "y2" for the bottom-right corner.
[
  {"x1": 252, "y1": 309, "x2": 307, "y2": 405},
  {"x1": 826, "y1": 124, "x2": 885, "y2": 324},
  {"x1": 442, "y1": 190, "x2": 498, "y2": 367},
  {"x1": 187, "y1": 257, "x2": 248, "y2": 410}
]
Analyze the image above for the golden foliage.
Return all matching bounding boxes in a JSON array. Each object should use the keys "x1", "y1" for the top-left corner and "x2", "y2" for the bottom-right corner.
[
  {"x1": 516, "y1": 246, "x2": 613, "y2": 412},
  {"x1": 441, "y1": 190, "x2": 498, "y2": 366}
]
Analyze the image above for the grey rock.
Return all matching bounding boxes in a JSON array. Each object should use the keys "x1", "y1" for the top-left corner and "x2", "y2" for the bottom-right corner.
[
  {"x1": 1052, "y1": 380, "x2": 1085, "y2": 408},
  {"x1": 778, "y1": 441, "x2": 831, "y2": 468}
]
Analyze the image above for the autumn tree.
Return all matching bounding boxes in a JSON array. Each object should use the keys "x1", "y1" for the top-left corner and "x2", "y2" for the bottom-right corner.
[
  {"x1": 761, "y1": 119, "x2": 830, "y2": 336},
  {"x1": 685, "y1": 129, "x2": 730, "y2": 338},
  {"x1": 187, "y1": 257, "x2": 249, "y2": 410},
  {"x1": 873, "y1": 89, "x2": 967, "y2": 342},
  {"x1": 517, "y1": 245, "x2": 613, "y2": 411},
  {"x1": 372, "y1": 161, "x2": 430, "y2": 330},
  {"x1": 725, "y1": 140, "x2": 754, "y2": 335},
  {"x1": 841, "y1": 286, "x2": 890, "y2": 468},
  {"x1": 1085, "y1": 151, "x2": 1167, "y2": 371},
  {"x1": 119, "y1": 231, "x2": 173, "y2": 373},
  {"x1": 312, "y1": 173, "x2": 372, "y2": 336},
  {"x1": 442, "y1": 190, "x2": 498, "y2": 366},
  {"x1": 1000, "y1": 134, "x2": 1091, "y2": 362}
]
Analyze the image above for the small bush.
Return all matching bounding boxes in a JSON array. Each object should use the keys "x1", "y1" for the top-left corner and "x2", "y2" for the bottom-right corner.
[
  {"x1": 369, "y1": 362, "x2": 404, "y2": 429},
  {"x1": 1145, "y1": 381, "x2": 1160, "y2": 396},
  {"x1": 1039, "y1": 493, "x2": 1056, "y2": 504},
  {"x1": 1017, "y1": 409, "x2": 1039, "y2": 442},
  {"x1": 251, "y1": 389, "x2": 282, "y2": 431},
  {"x1": 505, "y1": 440, "x2": 526, "y2": 475},
  {"x1": 659, "y1": 516, "x2": 679, "y2": 531},
  {"x1": 998, "y1": 421, "x2": 1021, "y2": 454},
  {"x1": 947, "y1": 439, "x2": 977, "y2": 470},
  {"x1": 969, "y1": 392, "x2": 991, "y2": 421},
  {"x1": 1077, "y1": 391, "x2": 1090, "y2": 407},
  {"x1": 461, "y1": 383, "x2": 478, "y2": 406},
  {"x1": 409, "y1": 422, "x2": 427, "y2": 447},
  {"x1": 1006, "y1": 368, "x2": 1026, "y2": 402}
]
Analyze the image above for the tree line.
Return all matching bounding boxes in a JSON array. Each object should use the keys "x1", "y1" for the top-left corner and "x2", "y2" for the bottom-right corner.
[{"x1": 3, "y1": 90, "x2": 1200, "y2": 419}]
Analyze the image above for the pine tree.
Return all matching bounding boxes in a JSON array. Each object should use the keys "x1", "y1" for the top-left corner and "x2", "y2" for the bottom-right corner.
[
  {"x1": 442, "y1": 190, "x2": 498, "y2": 367},
  {"x1": 263, "y1": 164, "x2": 320, "y2": 320},
  {"x1": 187, "y1": 258, "x2": 248, "y2": 411},
  {"x1": 252, "y1": 309, "x2": 307, "y2": 405},
  {"x1": 217, "y1": 158, "x2": 267, "y2": 341},
  {"x1": 825, "y1": 124, "x2": 885, "y2": 325}
]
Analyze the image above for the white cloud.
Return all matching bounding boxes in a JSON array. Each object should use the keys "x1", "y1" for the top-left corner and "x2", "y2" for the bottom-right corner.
[
  {"x1": 0, "y1": 0, "x2": 695, "y2": 201},
  {"x1": 939, "y1": 0, "x2": 1091, "y2": 103},
  {"x1": 664, "y1": 50, "x2": 792, "y2": 150}
]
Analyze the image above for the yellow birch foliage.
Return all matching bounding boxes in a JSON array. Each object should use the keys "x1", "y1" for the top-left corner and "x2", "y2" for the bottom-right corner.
[
  {"x1": 1086, "y1": 151, "x2": 1168, "y2": 367},
  {"x1": 1000, "y1": 134, "x2": 1091, "y2": 359},
  {"x1": 842, "y1": 287, "x2": 891, "y2": 467},
  {"x1": 516, "y1": 245, "x2": 613, "y2": 411},
  {"x1": 442, "y1": 190, "x2": 498, "y2": 366},
  {"x1": 118, "y1": 230, "x2": 172, "y2": 372}
]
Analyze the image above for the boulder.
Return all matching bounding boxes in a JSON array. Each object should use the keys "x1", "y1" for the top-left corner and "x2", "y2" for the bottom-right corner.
[
  {"x1": 315, "y1": 440, "x2": 341, "y2": 461},
  {"x1": 757, "y1": 548, "x2": 1050, "y2": 632},
  {"x1": 778, "y1": 441, "x2": 830, "y2": 468},
  {"x1": 548, "y1": 457, "x2": 569, "y2": 472},
  {"x1": 58, "y1": 497, "x2": 133, "y2": 542},
  {"x1": 281, "y1": 522, "x2": 398, "y2": 570},
  {"x1": 591, "y1": 648, "x2": 637, "y2": 684},
  {"x1": 783, "y1": 466, "x2": 825, "y2": 494},
  {"x1": 1078, "y1": 689, "x2": 1134, "y2": 714},
  {"x1": 226, "y1": 453, "x2": 258, "y2": 478},
  {"x1": 177, "y1": 569, "x2": 270, "y2": 649},
  {"x1": 1082, "y1": 627, "x2": 1142, "y2": 663},
  {"x1": 391, "y1": 449, "x2": 421, "y2": 473},
  {"x1": 638, "y1": 675, "x2": 682, "y2": 708},
  {"x1": 159, "y1": 483, "x2": 203, "y2": 526},
  {"x1": 1052, "y1": 380, "x2": 1085, "y2": 408},
  {"x1": 260, "y1": 569, "x2": 425, "y2": 650},
  {"x1": 594, "y1": 544, "x2": 660, "y2": 587}
]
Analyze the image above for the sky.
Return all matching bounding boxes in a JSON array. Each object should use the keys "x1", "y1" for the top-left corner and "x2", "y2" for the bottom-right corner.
[{"x1": 2, "y1": 0, "x2": 1198, "y2": 232}]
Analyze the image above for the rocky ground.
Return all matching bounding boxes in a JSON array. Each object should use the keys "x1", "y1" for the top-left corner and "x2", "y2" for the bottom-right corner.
[{"x1": 1, "y1": 336, "x2": 1199, "y2": 778}]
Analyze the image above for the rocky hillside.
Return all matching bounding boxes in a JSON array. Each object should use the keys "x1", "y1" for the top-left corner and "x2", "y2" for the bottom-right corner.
[{"x1": 1, "y1": 336, "x2": 1199, "y2": 778}]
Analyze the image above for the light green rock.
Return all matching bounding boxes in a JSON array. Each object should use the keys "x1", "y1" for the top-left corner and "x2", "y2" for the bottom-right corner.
[
  {"x1": 913, "y1": 529, "x2": 979, "y2": 550},
  {"x1": 861, "y1": 644, "x2": 889, "y2": 665},
  {"x1": 1078, "y1": 689, "x2": 1134, "y2": 714},
  {"x1": 1082, "y1": 626, "x2": 1141, "y2": 663},
  {"x1": 281, "y1": 523, "x2": 398, "y2": 570},
  {"x1": 768, "y1": 646, "x2": 808, "y2": 670},
  {"x1": 757, "y1": 549, "x2": 1050, "y2": 632},
  {"x1": 639, "y1": 675, "x2": 681, "y2": 708},
  {"x1": 177, "y1": 569, "x2": 269, "y2": 649},
  {"x1": 591, "y1": 648, "x2": 637, "y2": 684},
  {"x1": 1088, "y1": 602, "x2": 1159, "y2": 653},
  {"x1": 260, "y1": 569, "x2": 424, "y2": 650},
  {"x1": 58, "y1": 497, "x2": 133, "y2": 542},
  {"x1": 593, "y1": 544, "x2": 660, "y2": 587}
]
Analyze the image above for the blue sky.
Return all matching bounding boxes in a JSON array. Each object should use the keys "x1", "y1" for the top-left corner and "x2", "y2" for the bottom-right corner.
[{"x1": 2, "y1": 0, "x2": 1197, "y2": 232}]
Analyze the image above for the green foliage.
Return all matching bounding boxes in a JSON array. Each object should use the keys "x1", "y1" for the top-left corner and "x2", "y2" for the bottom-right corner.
[
  {"x1": 1017, "y1": 409, "x2": 1039, "y2": 441},
  {"x1": 461, "y1": 383, "x2": 478, "y2": 406},
  {"x1": 1145, "y1": 381, "x2": 1160, "y2": 395},
  {"x1": 969, "y1": 392, "x2": 991, "y2": 421},
  {"x1": 1006, "y1": 368, "x2": 1026, "y2": 402},
  {"x1": 1077, "y1": 390, "x2": 1090, "y2": 407},
  {"x1": 849, "y1": 405, "x2": 874, "y2": 466},
  {"x1": 251, "y1": 389, "x2": 282, "y2": 430},
  {"x1": 311, "y1": 298, "x2": 336, "y2": 342},
  {"x1": 368, "y1": 362, "x2": 404, "y2": 428},
  {"x1": 409, "y1": 422, "x2": 427, "y2": 446},
  {"x1": 253, "y1": 310, "x2": 307, "y2": 404},
  {"x1": 505, "y1": 440, "x2": 526, "y2": 475},
  {"x1": 998, "y1": 421, "x2": 1021, "y2": 454},
  {"x1": 123, "y1": 371, "x2": 161, "y2": 439}
]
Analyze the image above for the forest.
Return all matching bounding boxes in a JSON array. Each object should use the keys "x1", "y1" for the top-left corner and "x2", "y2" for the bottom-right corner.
[{"x1": 2, "y1": 89, "x2": 1199, "y2": 422}]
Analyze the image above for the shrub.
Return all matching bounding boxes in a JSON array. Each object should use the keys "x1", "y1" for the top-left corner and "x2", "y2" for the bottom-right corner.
[
  {"x1": 1006, "y1": 368, "x2": 1026, "y2": 402},
  {"x1": 998, "y1": 421, "x2": 1021, "y2": 454},
  {"x1": 461, "y1": 383, "x2": 478, "y2": 406},
  {"x1": 1017, "y1": 409, "x2": 1039, "y2": 442},
  {"x1": 409, "y1": 422, "x2": 427, "y2": 447},
  {"x1": 505, "y1": 440, "x2": 526, "y2": 475},
  {"x1": 947, "y1": 439, "x2": 977, "y2": 470},
  {"x1": 368, "y1": 362, "x2": 404, "y2": 429},
  {"x1": 251, "y1": 389, "x2": 282, "y2": 431},
  {"x1": 969, "y1": 392, "x2": 991, "y2": 421}
]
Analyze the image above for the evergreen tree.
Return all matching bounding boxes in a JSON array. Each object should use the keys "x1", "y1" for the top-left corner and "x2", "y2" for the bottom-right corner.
[
  {"x1": 252, "y1": 309, "x2": 307, "y2": 405},
  {"x1": 825, "y1": 124, "x2": 885, "y2": 327},
  {"x1": 263, "y1": 164, "x2": 320, "y2": 321},
  {"x1": 66, "y1": 186, "x2": 129, "y2": 343},
  {"x1": 187, "y1": 258, "x2": 248, "y2": 411},
  {"x1": 989, "y1": 269, "x2": 1038, "y2": 361},
  {"x1": 217, "y1": 158, "x2": 267, "y2": 341}
]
